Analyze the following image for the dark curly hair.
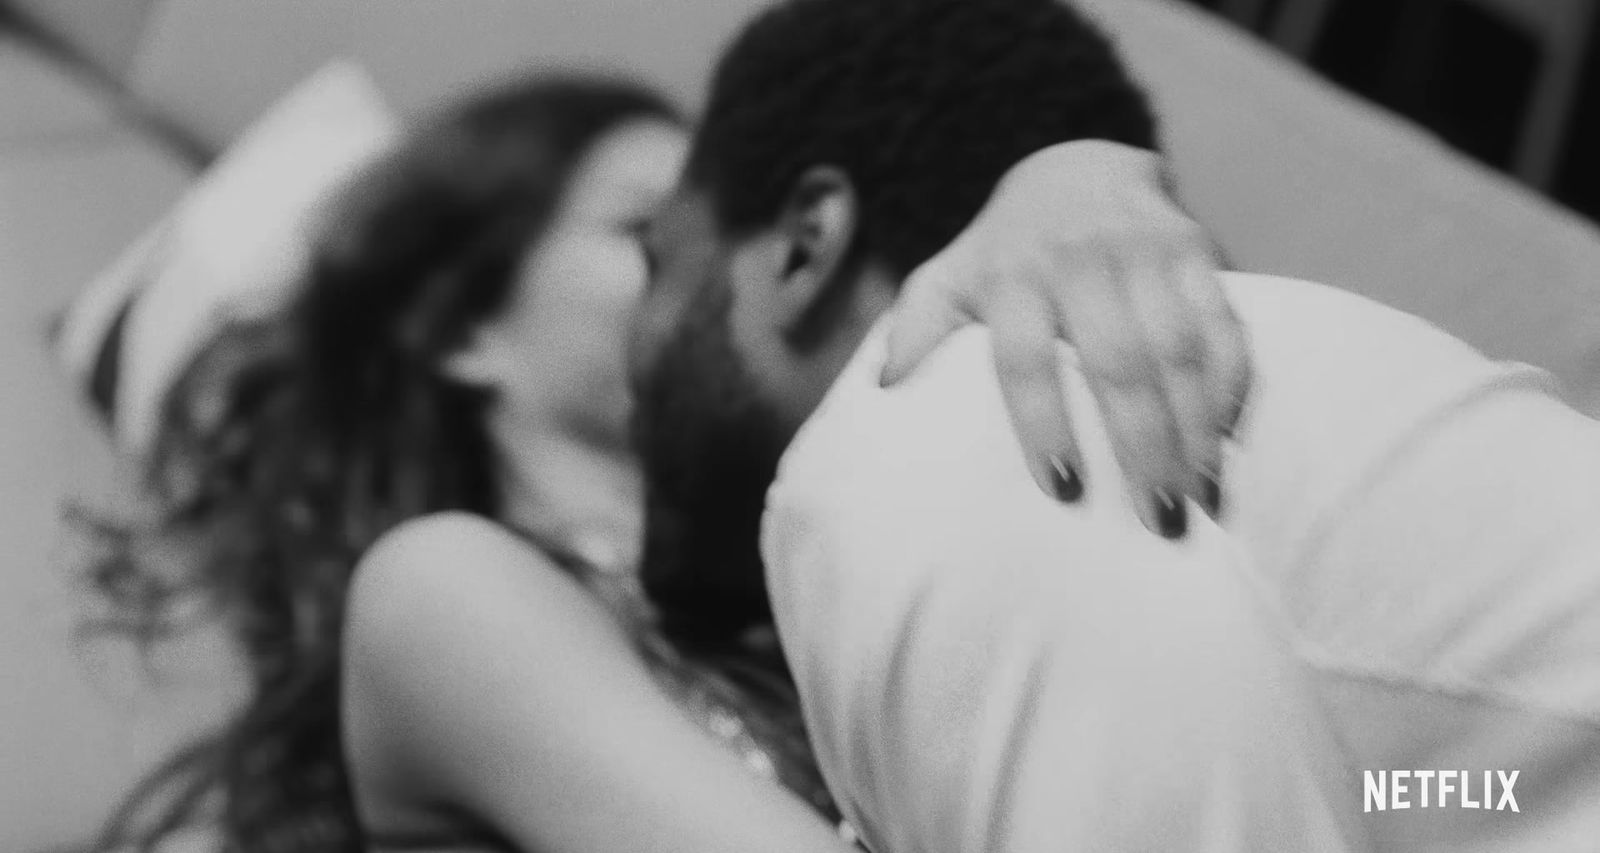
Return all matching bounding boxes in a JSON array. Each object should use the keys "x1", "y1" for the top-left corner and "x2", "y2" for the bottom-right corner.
[
  {"x1": 74, "y1": 76, "x2": 679, "y2": 853},
  {"x1": 687, "y1": 0, "x2": 1157, "y2": 280},
  {"x1": 641, "y1": 0, "x2": 1158, "y2": 644}
]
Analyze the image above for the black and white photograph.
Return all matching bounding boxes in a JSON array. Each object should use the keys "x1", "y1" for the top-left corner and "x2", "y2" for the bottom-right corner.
[{"x1": 3, "y1": 1, "x2": 1599, "y2": 851}]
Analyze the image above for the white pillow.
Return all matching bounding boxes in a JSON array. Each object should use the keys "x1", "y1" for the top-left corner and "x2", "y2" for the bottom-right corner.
[{"x1": 55, "y1": 60, "x2": 400, "y2": 458}]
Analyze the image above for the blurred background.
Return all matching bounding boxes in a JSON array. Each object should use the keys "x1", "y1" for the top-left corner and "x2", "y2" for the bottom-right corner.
[
  {"x1": 1188, "y1": 0, "x2": 1600, "y2": 220},
  {"x1": 3, "y1": 0, "x2": 1598, "y2": 850}
]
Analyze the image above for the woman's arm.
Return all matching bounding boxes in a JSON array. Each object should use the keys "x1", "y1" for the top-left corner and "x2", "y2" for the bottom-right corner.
[
  {"x1": 342, "y1": 512, "x2": 854, "y2": 853},
  {"x1": 884, "y1": 140, "x2": 1249, "y2": 538}
]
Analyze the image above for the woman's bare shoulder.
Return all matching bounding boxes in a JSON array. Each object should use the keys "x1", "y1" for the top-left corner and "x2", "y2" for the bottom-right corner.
[
  {"x1": 348, "y1": 511, "x2": 604, "y2": 638},
  {"x1": 342, "y1": 512, "x2": 634, "y2": 813},
  {"x1": 345, "y1": 510, "x2": 633, "y2": 688}
]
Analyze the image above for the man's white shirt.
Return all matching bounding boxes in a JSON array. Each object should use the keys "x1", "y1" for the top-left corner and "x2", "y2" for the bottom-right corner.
[{"x1": 761, "y1": 273, "x2": 1600, "y2": 853}]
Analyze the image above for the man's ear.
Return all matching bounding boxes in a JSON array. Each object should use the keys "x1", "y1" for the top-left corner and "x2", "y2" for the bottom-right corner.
[{"x1": 771, "y1": 166, "x2": 858, "y2": 347}]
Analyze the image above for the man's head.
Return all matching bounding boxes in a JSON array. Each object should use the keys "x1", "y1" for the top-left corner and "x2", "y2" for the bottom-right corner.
[{"x1": 631, "y1": 0, "x2": 1156, "y2": 641}]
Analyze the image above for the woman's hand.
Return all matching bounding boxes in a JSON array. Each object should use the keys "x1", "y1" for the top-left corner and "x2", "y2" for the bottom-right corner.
[{"x1": 882, "y1": 140, "x2": 1250, "y2": 538}]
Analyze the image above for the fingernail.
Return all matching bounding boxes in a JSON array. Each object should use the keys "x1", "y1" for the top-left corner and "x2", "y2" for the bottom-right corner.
[
  {"x1": 1049, "y1": 457, "x2": 1084, "y2": 503},
  {"x1": 1201, "y1": 475, "x2": 1223, "y2": 517},
  {"x1": 1153, "y1": 491, "x2": 1187, "y2": 539}
]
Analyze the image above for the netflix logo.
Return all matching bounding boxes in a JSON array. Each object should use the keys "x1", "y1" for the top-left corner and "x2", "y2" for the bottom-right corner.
[{"x1": 1363, "y1": 770, "x2": 1520, "y2": 813}]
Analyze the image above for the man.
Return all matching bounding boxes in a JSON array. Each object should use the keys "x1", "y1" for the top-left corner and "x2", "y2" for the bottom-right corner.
[{"x1": 631, "y1": 0, "x2": 1600, "y2": 850}]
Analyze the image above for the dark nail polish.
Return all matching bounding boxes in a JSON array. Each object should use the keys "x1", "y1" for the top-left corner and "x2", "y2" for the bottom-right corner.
[
  {"x1": 1154, "y1": 491, "x2": 1187, "y2": 539},
  {"x1": 1201, "y1": 476, "x2": 1223, "y2": 517},
  {"x1": 1049, "y1": 458, "x2": 1084, "y2": 503}
]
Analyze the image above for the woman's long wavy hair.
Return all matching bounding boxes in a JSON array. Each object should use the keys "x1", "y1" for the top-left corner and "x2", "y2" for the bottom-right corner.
[{"x1": 77, "y1": 77, "x2": 679, "y2": 853}]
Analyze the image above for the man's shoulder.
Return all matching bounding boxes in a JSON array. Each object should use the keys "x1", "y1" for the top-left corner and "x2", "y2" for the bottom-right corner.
[
  {"x1": 1217, "y1": 272, "x2": 1557, "y2": 508},
  {"x1": 770, "y1": 320, "x2": 1025, "y2": 522},
  {"x1": 765, "y1": 271, "x2": 1560, "y2": 569},
  {"x1": 766, "y1": 272, "x2": 1424, "y2": 512}
]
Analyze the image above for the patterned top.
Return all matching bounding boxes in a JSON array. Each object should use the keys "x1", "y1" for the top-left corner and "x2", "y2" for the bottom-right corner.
[
  {"x1": 362, "y1": 540, "x2": 855, "y2": 853},
  {"x1": 573, "y1": 560, "x2": 846, "y2": 827}
]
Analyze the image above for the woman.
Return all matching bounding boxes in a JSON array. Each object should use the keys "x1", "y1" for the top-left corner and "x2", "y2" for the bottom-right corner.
[{"x1": 80, "y1": 75, "x2": 1241, "y2": 853}]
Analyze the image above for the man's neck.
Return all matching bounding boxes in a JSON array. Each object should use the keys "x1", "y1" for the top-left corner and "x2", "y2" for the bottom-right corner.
[{"x1": 770, "y1": 267, "x2": 901, "y2": 437}]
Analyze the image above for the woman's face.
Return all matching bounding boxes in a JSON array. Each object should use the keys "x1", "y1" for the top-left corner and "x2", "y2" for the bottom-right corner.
[{"x1": 454, "y1": 119, "x2": 689, "y2": 450}]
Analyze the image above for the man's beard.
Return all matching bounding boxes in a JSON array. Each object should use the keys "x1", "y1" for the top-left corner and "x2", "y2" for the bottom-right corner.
[{"x1": 630, "y1": 282, "x2": 793, "y2": 647}]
